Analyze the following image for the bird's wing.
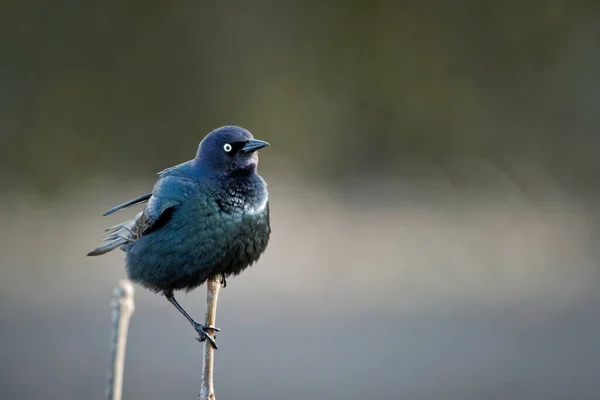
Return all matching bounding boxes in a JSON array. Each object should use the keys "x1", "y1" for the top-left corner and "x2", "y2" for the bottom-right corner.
[
  {"x1": 157, "y1": 160, "x2": 193, "y2": 178},
  {"x1": 103, "y1": 193, "x2": 152, "y2": 216},
  {"x1": 134, "y1": 175, "x2": 197, "y2": 237},
  {"x1": 101, "y1": 161, "x2": 193, "y2": 216},
  {"x1": 87, "y1": 175, "x2": 197, "y2": 256}
]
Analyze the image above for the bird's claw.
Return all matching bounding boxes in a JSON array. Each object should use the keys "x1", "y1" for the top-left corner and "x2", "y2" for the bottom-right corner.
[{"x1": 193, "y1": 322, "x2": 220, "y2": 349}]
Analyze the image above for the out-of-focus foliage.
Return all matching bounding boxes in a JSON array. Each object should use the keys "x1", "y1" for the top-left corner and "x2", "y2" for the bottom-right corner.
[{"x1": 2, "y1": 1, "x2": 599, "y2": 194}]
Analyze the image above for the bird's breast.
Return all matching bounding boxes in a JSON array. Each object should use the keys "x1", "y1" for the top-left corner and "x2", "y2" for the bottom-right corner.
[{"x1": 241, "y1": 192, "x2": 268, "y2": 215}]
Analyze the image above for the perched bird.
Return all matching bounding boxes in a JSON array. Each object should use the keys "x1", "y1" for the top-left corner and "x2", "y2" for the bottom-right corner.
[{"x1": 88, "y1": 126, "x2": 271, "y2": 348}]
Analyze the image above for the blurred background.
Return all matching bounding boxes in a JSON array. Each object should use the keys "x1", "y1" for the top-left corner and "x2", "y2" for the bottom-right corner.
[{"x1": 1, "y1": 1, "x2": 600, "y2": 399}]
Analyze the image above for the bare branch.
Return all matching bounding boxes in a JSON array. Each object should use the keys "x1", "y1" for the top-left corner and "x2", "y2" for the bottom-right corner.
[
  {"x1": 199, "y1": 276, "x2": 222, "y2": 400},
  {"x1": 106, "y1": 279, "x2": 135, "y2": 400}
]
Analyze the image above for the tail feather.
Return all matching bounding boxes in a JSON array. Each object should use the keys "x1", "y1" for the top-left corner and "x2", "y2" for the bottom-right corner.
[
  {"x1": 104, "y1": 222, "x2": 125, "y2": 233},
  {"x1": 88, "y1": 213, "x2": 141, "y2": 257},
  {"x1": 87, "y1": 237, "x2": 128, "y2": 256}
]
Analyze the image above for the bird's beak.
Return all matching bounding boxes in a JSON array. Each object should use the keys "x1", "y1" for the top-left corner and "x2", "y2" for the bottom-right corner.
[{"x1": 240, "y1": 139, "x2": 270, "y2": 153}]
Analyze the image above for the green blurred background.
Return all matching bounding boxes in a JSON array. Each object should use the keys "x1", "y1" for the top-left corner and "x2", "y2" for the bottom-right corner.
[{"x1": 1, "y1": 1, "x2": 600, "y2": 399}]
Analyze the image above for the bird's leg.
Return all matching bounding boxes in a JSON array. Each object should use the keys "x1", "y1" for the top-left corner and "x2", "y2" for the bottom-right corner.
[
  {"x1": 220, "y1": 272, "x2": 227, "y2": 288},
  {"x1": 164, "y1": 292, "x2": 220, "y2": 349}
]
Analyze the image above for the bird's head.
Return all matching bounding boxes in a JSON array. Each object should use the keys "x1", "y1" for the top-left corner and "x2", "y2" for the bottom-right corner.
[{"x1": 194, "y1": 126, "x2": 269, "y2": 176}]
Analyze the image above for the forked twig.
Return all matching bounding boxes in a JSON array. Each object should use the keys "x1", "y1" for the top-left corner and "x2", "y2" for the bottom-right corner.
[
  {"x1": 106, "y1": 279, "x2": 135, "y2": 400},
  {"x1": 199, "y1": 276, "x2": 222, "y2": 400}
]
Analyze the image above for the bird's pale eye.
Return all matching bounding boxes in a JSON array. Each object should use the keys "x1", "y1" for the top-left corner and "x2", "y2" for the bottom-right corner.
[{"x1": 223, "y1": 143, "x2": 232, "y2": 153}]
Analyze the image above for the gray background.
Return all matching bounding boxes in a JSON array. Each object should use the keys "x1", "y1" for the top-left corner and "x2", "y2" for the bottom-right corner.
[{"x1": 1, "y1": 2, "x2": 599, "y2": 399}]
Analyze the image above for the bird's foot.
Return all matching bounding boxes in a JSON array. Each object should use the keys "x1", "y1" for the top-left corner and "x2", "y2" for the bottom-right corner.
[
  {"x1": 220, "y1": 272, "x2": 227, "y2": 288},
  {"x1": 193, "y1": 322, "x2": 221, "y2": 349}
]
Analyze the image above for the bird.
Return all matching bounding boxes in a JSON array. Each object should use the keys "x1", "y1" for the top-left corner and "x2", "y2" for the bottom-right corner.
[{"x1": 87, "y1": 125, "x2": 271, "y2": 349}]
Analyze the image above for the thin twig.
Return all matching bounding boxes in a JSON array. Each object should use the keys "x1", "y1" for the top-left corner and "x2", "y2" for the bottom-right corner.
[
  {"x1": 199, "y1": 276, "x2": 222, "y2": 400},
  {"x1": 106, "y1": 279, "x2": 135, "y2": 400}
]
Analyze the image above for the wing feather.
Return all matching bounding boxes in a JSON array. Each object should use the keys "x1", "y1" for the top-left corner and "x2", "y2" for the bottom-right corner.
[
  {"x1": 87, "y1": 175, "x2": 197, "y2": 256},
  {"x1": 103, "y1": 193, "x2": 152, "y2": 216}
]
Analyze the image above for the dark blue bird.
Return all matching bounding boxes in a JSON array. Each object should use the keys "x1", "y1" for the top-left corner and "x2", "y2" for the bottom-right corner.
[{"x1": 88, "y1": 126, "x2": 271, "y2": 348}]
